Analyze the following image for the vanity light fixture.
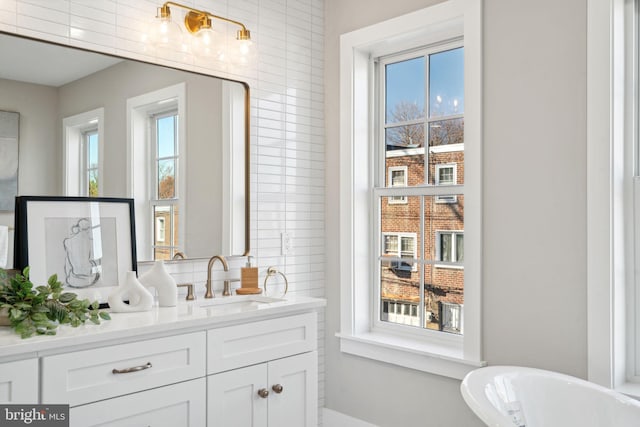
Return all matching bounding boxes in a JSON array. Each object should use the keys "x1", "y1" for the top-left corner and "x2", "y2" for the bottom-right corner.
[{"x1": 154, "y1": 2, "x2": 252, "y2": 62}]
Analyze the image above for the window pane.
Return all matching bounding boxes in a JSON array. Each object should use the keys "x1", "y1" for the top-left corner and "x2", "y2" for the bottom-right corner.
[
  {"x1": 157, "y1": 159, "x2": 175, "y2": 199},
  {"x1": 386, "y1": 150, "x2": 425, "y2": 188},
  {"x1": 157, "y1": 115, "x2": 176, "y2": 158},
  {"x1": 154, "y1": 247, "x2": 170, "y2": 261},
  {"x1": 441, "y1": 234, "x2": 452, "y2": 262},
  {"x1": 391, "y1": 170, "x2": 405, "y2": 186},
  {"x1": 429, "y1": 118, "x2": 464, "y2": 146},
  {"x1": 380, "y1": 195, "x2": 422, "y2": 259},
  {"x1": 438, "y1": 167, "x2": 454, "y2": 185},
  {"x1": 423, "y1": 264, "x2": 464, "y2": 333},
  {"x1": 456, "y1": 233, "x2": 464, "y2": 262},
  {"x1": 400, "y1": 236, "x2": 414, "y2": 253},
  {"x1": 386, "y1": 124, "x2": 424, "y2": 150},
  {"x1": 423, "y1": 195, "x2": 464, "y2": 261},
  {"x1": 88, "y1": 133, "x2": 98, "y2": 167},
  {"x1": 88, "y1": 169, "x2": 98, "y2": 197},
  {"x1": 429, "y1": 47, "x2": 464, "y2": 117},
  {"x1": 385, "y1": 57, "x2": 425, "y2": 124},
  {"x1": 384, "y1": 235, "x2": 398, "y2": 254},
  {"x1": 380, "y1": 263, "x2": 421, "y2": 328}
]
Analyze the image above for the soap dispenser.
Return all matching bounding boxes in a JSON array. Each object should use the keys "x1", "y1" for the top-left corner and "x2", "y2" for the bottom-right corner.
[{"x1": 240, "y1": 256, "x2": 259, "y2": 289}]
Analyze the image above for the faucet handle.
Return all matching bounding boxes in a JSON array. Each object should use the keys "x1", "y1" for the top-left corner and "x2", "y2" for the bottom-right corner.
[{"x1": 177, "y1": 283, "x2": 195, "y2": 301}]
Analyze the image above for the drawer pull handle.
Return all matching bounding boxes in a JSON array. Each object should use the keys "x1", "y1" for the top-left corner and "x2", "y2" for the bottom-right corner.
[
  {"x1": 257, "y1": 388, "x2": 269, "y2": 398},
  {"x1": 112, "y1": 362, "x2": 152, "y2": 374},
  {"x1": 272, "y1": 384, "x2": 284, "y2": 394}
]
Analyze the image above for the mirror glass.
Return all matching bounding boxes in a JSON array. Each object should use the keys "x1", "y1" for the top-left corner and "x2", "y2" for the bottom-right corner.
[{"x1": 0, "y1": 32, "x2": 249, "y2": 262}]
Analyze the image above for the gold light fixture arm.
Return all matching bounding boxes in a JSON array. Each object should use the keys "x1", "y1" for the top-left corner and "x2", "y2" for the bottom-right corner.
[{"x1": 160, "y1": 1, "x2": 251, "y2": 40}]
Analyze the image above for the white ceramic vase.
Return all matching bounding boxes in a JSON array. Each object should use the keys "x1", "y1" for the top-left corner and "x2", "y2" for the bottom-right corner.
[
  {"x1": 108, "y1": 271, "x2": 154, "y2": 312},
  {"x1": 138, "y1": 260, "x2": 177, "y2": 307}
]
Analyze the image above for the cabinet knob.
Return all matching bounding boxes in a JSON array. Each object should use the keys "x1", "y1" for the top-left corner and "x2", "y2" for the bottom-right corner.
[
  {"x1": 272, "y1": 384, "x2": 284, "y2": 394},
  {"x1": 257, "y1": 388, "x2": 270, "y2": 398}
]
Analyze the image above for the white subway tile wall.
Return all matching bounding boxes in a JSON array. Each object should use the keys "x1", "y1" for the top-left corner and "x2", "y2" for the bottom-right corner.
[{"x1": 1, "y1": 0, "x2": 326, "y2": 419}]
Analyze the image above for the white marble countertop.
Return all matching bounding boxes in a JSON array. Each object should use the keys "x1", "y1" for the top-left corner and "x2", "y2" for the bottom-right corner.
[{"x1": 0, "y1": 295, "x2": 325, "y2": 360}]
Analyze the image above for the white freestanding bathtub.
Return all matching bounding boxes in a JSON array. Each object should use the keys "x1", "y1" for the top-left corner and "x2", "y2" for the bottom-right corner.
[{"x1": 460, "y1": 366, "x2": 640, "y2": 427}]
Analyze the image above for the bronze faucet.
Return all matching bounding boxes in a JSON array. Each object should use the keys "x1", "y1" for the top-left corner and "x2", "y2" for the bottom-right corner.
[{"x1": 205, "y1": 255, "x2": 229, "y2": 298}]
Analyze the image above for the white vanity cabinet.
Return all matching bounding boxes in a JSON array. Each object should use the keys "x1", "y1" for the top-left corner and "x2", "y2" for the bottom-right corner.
[
  {"x1": 206, "y1": 312, "x2": 318, "y2": 427},
  {"x1": 0, "y1": 296, "x2": 324, "y2": 427},
  {"x1": 0, "y1": 358, "x2": 38, "y2": 403}
]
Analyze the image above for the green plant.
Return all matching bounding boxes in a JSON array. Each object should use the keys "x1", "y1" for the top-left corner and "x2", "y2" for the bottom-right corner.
[{"x1": 0, "y1": 267, "x2": 111, "y2": 338}]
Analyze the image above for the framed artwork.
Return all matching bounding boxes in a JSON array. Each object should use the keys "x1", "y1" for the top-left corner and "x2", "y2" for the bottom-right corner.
[
  {"x1": 0, "y1": 111, "x2": 19, "y2": 211},
  {"x1": 14, "y1": 196, "x2": 137, "y2": 305}
]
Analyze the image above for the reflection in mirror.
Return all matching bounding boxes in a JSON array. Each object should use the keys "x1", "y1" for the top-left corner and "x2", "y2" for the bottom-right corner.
[{"x1": 0, "y1": 32, "x2": 249, "y2": 265}]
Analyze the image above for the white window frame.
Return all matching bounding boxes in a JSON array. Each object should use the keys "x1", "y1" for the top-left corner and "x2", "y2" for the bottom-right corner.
[
  {"x1": 126, "y1": 83, "x2": 186, "y2": 261},
  {"x1": 63, "y1": 108, "x2": 104, "y2": 197},
  {"x1": 587, "y1": 0, "x2": 640, "y2": 395},
  {"x1": 388, "y1": 166, "x2": 408, "y2": 204},
  {"x1": 337, "y1": 0, "x2": 484, "y2": 379}
]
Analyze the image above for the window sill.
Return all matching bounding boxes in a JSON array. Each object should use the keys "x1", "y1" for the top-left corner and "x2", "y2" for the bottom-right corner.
[
  {"x1": 435, "y1": 264, "x2": 464, "y2": 270},
  {"x1": 615, "y1": 382, "x2": 640, "y2": 400},
  {"x1": 336, "y1": 331, "x2": 486, "y2": 380}
]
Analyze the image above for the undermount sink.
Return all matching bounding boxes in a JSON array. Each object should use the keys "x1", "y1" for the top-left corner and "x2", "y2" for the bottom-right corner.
[
  {"x1": 461, "y1": 365, "x2": 640, "y2": 427},
  {"x1": 196, "y1": 295, "x2": 286, "y2": 314}
]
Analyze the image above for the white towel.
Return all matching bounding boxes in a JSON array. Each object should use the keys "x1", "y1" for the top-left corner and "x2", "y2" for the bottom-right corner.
[{"x1": 0, "y1": 225, "x2": 8, "y2": 269}]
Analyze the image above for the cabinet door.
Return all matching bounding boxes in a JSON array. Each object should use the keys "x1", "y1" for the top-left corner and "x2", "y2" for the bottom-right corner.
[
  {"x1": 70, "y1": 377, "x2": 206, "y2": 427},
  {"x1": 207, "y1": 363, "x2": 268, "y2": 427},
  {"x1": 268, "y1": 351, "x2": 318, "y2": 427},
  {"x1": 0, "y1": 358, "x2": 38, "y2": 403}
]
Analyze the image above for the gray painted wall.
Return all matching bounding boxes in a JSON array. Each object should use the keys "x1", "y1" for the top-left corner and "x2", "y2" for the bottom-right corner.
[{"x1": 324, "y1": 0, "x2": 587, "y2": 425}]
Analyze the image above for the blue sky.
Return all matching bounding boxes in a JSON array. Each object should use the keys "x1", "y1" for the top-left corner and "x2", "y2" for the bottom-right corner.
[{"x1": 386, "y1": 47, "x2": 464, "y2": 122}]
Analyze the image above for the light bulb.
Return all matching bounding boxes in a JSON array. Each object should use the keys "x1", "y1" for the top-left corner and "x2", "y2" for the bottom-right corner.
[
  {"x1": 149, "y1": 8, "x2": 188, "y2": 58},
  {"x1": 230, "y1": 38, "x2": 254, "y2": 66}
]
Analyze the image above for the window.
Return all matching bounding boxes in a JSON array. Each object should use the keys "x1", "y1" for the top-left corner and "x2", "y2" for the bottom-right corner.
[
  {"x1": 437, "y1": 231, "x2": 464, "y2": 264},
  {"x1": 82, "y1": 129, "x2": 99, "y2": 197},
  {"x1": 63, "y1": 108, "x2": 104, "y2": 197},
  {"x1": 151, "y1": 111, "x2": 180, "y2": 260},
  {"x1": 587, "y1": 0, "x2": 640, "y2": 395},
  {"x1": 436, "y1": 164, "x2": 455, "y2": 185},
  {"x1": 377, "y1": 45, "x2": 465, "y2": 334},
  {"x1": 388, "y1": 166, "x2": 408, "y2": 204},
  {"x1": 382, "y1": 233, "x2": 417, "y2": 271},
  {"x1": 338, "y1": 0, "x2": 483, "y2": 380},
  {"x1": 435, "y1": 164, "x2": 458, "y2": 203}
]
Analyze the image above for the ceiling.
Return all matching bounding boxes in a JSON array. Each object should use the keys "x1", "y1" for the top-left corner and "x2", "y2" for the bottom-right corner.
[{"x1": 0, "y1": 34, "x2": 122, "y2": 87}]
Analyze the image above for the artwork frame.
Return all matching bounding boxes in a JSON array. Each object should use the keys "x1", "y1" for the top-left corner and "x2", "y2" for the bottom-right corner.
[{"x1": 14, "y1": 196, "x2": 137, "y2": 305}]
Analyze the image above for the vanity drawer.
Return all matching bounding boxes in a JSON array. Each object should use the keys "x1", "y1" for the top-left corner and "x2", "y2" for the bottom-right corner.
[
  {"x1": 207, "y1": 312, "x2": 317, "y2": 374},
  {"x1": 42, "y1": 331, "x2": 206, "y2": 407}
]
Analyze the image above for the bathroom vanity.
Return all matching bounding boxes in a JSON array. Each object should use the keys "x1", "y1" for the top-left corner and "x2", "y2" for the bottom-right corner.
[{"x1": 0, "y1": 295, "x2": 324, "y2": 427}]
